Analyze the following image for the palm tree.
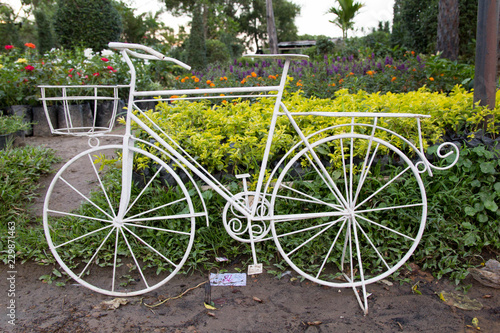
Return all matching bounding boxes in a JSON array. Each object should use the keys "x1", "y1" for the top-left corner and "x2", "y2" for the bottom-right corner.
[{"x1": 326, "y1": 0, "x2": 364, "y2": 39}]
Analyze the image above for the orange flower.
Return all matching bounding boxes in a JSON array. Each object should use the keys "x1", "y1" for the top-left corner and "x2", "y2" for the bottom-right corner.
[
  {"x1": 429, "y1": 77, "x2": 434, "y2": 81},
  {"x1": 412, "y1": 68, "x2": 417, "y2": 72},
  {"x1": 210, "y1": 83, "x2": 215, "y2": 87},
  {"x1": 330, "y1": 83, "x2": 336, "y2": 87},
  {"x1": 366, "y1": 70, "x2": 374, "y2": 76},
  {"x1": 391, "y1": 77, "x2": 397, "y2": 82},
  {"x1": 206, "y1": 80, "x2": 212, "y2": 85},
  {"x1": 268, "y1": 75, "x2": 276, "y2": 80},
  {"x1": 170, "y1": 95, "x2": 179, "y2": 99},
  {"x1": 296, "y1": 80, "x2": 303, "y2": 87},
  {"x1": 440, "y1": 73, "x2": 444, "y2": 76},
  {"x1": 241, "y1": 79, "x2": 246, "y2": 84},
  {"x1": 25, "y1": 43, "x2": 36, "y2": 49},
  {"x1": 349, "y1": 72, "x2": 354, "y2": 76},
  {"x1": 194, "y1": 78, "x2": 200, "y2": 83},
  {"x1": 339, "y1": 79, "x2": 344, "y2": 84},
  {"x1": 251, "y1": 72, "x2": 257, "y2": 78},
  {"x1": 220, "y1": 76, "x2": 228, "y2": 81},
  {"x1": 411, "y1": 51, "x2": 415, "y2": 56}
]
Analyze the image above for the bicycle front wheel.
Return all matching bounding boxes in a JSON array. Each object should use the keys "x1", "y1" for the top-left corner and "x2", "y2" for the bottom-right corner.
[
  {"x1": 44, "y1": 144, "x2": 196, "y2": 296},
  {"x1": 271, "y1": 134, "x2": 426, "y2": 288}
]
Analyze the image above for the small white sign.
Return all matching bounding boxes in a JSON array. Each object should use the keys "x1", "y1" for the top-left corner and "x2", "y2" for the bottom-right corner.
[
  {"x1": 248, "y1": 263, "x2": 263, "y2": 275},
  {"x1": 209, "y1": 273, "x2": 247, "y2": 286}
]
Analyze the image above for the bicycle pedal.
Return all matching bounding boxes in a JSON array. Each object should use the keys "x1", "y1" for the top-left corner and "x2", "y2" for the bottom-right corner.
[{"x1": 248, "y1": 263, "x2": 263, "y2": 275}]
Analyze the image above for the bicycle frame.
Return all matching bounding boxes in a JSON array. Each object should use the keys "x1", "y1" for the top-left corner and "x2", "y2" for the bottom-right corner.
[
  {"x1": 114, "y1": 42, "x2": 461, "y2": 231},
  {"x1": 41, "y1": 42, "x2": 461, "y2": 315},
  {"x1": 116, "y1": 46, "x2": 306, "y2": 221}
]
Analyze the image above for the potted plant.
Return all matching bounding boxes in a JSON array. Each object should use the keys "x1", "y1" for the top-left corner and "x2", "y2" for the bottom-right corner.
[{"x1": 0, "y1": 115, "x2": 31, "y2": 149}]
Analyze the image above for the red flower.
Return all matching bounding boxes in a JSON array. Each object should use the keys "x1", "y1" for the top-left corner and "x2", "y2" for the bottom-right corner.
[
  {"x1": 101, "y1": 57, "x2": 109, "y2": 62},
  {"x1": 24, "y1": 65, "x2": 35, "y2": 71},
  {"x1": 106, "y1": 66, "x2": 114, "y2": 70},
  {"x1": 69, "y1": 68, "x2": 74, "y2": 73},
  {"x1": 93, "y1": 72, "x2": 100, "y2": 76},
  {"x1": 25, "y1": 43, "x2": 36, "y2": 49},
  {"x1": 5, "y1": 45, "x2": 14, "y2": 50}
]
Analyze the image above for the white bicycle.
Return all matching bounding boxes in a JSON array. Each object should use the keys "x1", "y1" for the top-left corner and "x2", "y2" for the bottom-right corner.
[{"x1": 39, "y1": 43, "x2": 459, "y2": 314}]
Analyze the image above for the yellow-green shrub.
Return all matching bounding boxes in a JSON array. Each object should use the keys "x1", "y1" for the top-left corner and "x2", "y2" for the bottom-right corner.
[{"x1": 130, "y1": 86, "x2": 500, "y2": 174}]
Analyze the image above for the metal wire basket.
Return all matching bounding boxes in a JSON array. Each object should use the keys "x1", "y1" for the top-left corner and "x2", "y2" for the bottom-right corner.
[{"x1": 39, "y1": 85, "x2": 123, "y2": 136}]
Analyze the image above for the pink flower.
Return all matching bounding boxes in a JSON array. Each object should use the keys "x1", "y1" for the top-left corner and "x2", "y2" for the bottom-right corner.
[
  {"x1": 24, "y1": 65, "x2": 35, "y2": 71},
  {"x1": 5, "y1": 45, "x2": 14, "y2": 50},
  {"x1": 68, "y1": 74, "x2": 73, "y2": 78},
  {"x1": 69, "y1": 68, "x2": 74, "y2": 73},
  {"x1": 101, "y1": 57, "x2": 109, "y2": 62}
]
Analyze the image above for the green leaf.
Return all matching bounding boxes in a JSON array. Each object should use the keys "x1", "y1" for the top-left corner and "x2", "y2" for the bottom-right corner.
[
  {"x1": 464, "y1": 206, "x2": 476, "y2": 216},
  {"x1": 480, "y1": 162, "x2": 496, "y2": 174},
  {"x1": 478, "y1": 214, "x2": 488, "y2": 223},
  {"x1": 464, "y1": 232, "x2": 477, "y2": 246},
  {"x1": 52, "y1": 269, "x2": 62, "y2": 277},
  {"x1": 484, "y1": 200, "x2": 498, "y2": 212},
  {"x1": 494, "y1": 182, "x2": 500, "y2": 193},
  {"x1": 470, "y1": 180, "x2": 481, "y2": 187}
]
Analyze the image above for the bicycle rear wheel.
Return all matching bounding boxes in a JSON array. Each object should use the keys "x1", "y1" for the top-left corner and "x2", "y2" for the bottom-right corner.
[
  {"x1": 271, "y1": 134, "x2": 426, "y2": 288},
  {"x1": 44, "y1": 144, "x2": 196, "y2": 296}
]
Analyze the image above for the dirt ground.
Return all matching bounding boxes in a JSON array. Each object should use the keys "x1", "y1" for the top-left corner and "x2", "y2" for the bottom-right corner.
[{"x1": 2, "y1": 129, "x2": 500, "y2": 333}]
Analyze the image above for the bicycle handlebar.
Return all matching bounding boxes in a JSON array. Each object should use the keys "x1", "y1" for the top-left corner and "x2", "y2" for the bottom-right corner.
[{"x1": 108, "y1": 42, "x2": 191, "y2": 70}]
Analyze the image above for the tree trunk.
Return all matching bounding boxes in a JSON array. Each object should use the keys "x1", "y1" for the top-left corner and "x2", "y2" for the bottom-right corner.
[
  {"x1": 437, "y1": 0, "x2": 460, "y2": 60},
  {"x1": 266, "y1": 0, "x2": 279, "y2": 54}
]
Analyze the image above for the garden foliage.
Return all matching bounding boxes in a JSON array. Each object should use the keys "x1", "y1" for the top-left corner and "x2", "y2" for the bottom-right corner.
[{"x1": 54, "y1": 0, "x2": 122, "y2": 52}]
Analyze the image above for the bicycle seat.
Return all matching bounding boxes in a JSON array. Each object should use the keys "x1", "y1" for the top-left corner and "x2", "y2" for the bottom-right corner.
[{"x1": 242, "y1": 54, "x2": 309, "y2": 61}]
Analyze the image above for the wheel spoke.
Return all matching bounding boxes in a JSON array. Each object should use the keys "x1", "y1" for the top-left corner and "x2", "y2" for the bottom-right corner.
[
  {"x1": 124, "y1": 212, "x2": 205, "y2": 223},
  {"x1": 54, "y1": 224, "x2": 114, "y2": 249},
  {"x1": 120, "y1": 228, "x2": 150, "y2": 289},
  {"x1": 89, "y1": 153, "x2": 117, "y2": 219},
  {"x1": 315, "y1": 218, "x2": 347, "y2": 279},
  {"x1": 58, "y1": 176, "x2": 115, "y2": 220},
  {"x1": 126, "y1": 197, "x2": 188, "y2": 220},
  {"x1": 122, "y1": 222, "x2": 191, "y2": 236},
  {"x1": 112, "y1": 227, "x2": 119, "y2": 292},
  {"x1": 354, "y1": 166, "x2": 412, "y2": 210},
  {"x1": 354, "y1": 219, "x2": 391, "y2": 271},
  {"x1": 276, "y1": 184, "x2": 343, "y2": 210},
  {"x1": 353, "y1": 142, "x2": 380, "y2": 206},
  {"x1": 304, "y1": 149, "x2": 348, "y2": 208},
  {"x1": 275, "y1": 217, "x2": 345, "y2": 239},
  {"x1": 123, "y1": 225, "x2": 178, "y2": 268},
  {"x1": 285, "y1": 220, "x2": 338, "y2": 257},
  {"x1": 354, "y1": 213, "x2": 416, "y2": 241},
  {"x1": 47, "y1": 210, "x2": 114, "y2": 225},
  {"x1": 355, "y1": 202, "x2": 424, "y2": 214},
  {"x1": 77, "y1": 226, "x2": 116, "y2": 278},
  {"x1": 124, "y1": 166, "x2": 164, "y2": 216}
]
